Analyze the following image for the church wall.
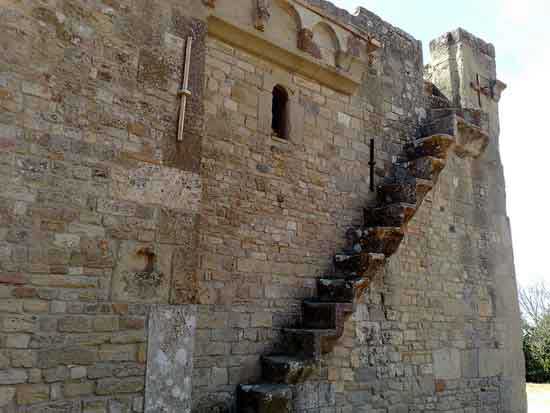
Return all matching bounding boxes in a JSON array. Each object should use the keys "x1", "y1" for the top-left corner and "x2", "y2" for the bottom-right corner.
[
  {"x1": 191, "y1": 3, "x2": 430, "y2": 410},
  {"x1": 191, "y1": 3, "x2": 525, "y2": 413},
  {"x1": 0, "y1": 0, "x2": 206, "y2": 411},
  {"x1": 0, "y1": 0, "x2": 525, "y2": 412}
]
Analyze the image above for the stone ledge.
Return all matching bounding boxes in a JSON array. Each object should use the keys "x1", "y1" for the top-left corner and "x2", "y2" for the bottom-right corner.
[
  {"x1": 454, "y1": 115, "x2": 489, "y2": 158},
  {"x1": 207, "y1": 15, "x2": 361, "y2": 95},
  {"x1": 422, "y1": 111, "x2": 489, "y2": 159}
]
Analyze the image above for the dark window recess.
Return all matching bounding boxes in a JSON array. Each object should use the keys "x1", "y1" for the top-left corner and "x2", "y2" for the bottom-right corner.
[{"x1": 272, "y1": 85, "x2": 289, "y2": 139}]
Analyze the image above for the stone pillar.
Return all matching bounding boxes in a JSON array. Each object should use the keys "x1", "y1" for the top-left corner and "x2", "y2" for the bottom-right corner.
[
  {"x1": 427, "y1": 28, "x2": 527, "y2": 413},
  {"x1": 427, "y1": 28, "x2": 506, "y2": 161},
  {"x1": 145, "y1": 305, "x2": 197, "y2": 413}
]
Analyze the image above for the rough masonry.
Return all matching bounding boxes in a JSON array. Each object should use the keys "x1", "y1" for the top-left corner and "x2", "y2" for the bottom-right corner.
[{"x1": 0, "y1": 0, "x2": 525, "y2": 412}]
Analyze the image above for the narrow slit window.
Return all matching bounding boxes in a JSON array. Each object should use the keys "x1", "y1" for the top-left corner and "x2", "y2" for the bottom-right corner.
[{"x1": 272, "y1": 85, "x2": 289, "y2": 139}]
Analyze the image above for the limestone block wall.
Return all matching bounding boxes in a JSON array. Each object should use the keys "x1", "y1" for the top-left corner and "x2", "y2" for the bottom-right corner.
[
  {"x1": 191, "y1": 3, "x2": 430, "y2": 410},
  {"x1": 191, "y1": 3, "x2": 525, "y2": 413},
  {"x1": 0, "y1": 0, "x2": 206, "y2": 411},
  {"x1": 0, "y1": 0, "x2": 525, "y2": 412}
]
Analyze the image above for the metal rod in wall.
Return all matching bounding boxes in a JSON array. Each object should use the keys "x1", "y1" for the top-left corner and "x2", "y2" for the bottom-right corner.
[
  {"x1": 177, "y1": 36, "x2": 193, "y2": 142},
  {"x1": 369, "y1": 138, "x2": 375, "y2": 192}
]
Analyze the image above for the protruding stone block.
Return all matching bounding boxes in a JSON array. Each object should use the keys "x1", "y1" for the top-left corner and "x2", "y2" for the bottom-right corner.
[
  {"x1": 238, "y1": 383, "x2": 292, "y2": 413},
  {"x1": 433, "y1": 348, "x2": 461, "y2": 380},
  {"x1": 317, "y1": 278, "x2": 355, "y2": 303},
  {"x1": 111, "y1": 242, "x2": 173, "y2": 303},
  {"x1": 261, "y1": 355, "x2": 318, "y2": 384},
  {"x1": 145, "y1": 305, "x2": 196, "y2": 413}
]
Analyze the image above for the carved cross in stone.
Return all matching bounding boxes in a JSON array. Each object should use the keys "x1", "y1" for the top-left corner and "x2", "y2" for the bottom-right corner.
[
  {"x1": 471, "y1": 74, "x2": 484, "y2": 108},
  {"x1": 255, "y1": 0, "x2": 271, "y2": 31},
  {"x1": 470, "y1": 73, "x2": 494, "y2": 108},
  {"x1": 177, "y1": 36, "x2": 193, "y2": 142}
]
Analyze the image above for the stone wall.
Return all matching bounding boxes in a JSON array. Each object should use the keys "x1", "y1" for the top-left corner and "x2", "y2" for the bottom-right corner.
[
  {"x1": 0, "y1": 0, "x2": 525, "y2": 412},
  {"x1": 190, "y1": 3, "x2": 525, "y2": 413},
  {"x1": 0, "y1": 0, "x2": 205, "y2": 411},
  {"x1": 190, "y1": 2, "x2": 429, "y2": 410}
]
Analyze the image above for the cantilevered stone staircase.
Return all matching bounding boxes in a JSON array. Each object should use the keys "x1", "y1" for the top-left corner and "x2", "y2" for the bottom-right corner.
[{"x1": 237, "y1": 88, "x2": 489, "y2": 412}]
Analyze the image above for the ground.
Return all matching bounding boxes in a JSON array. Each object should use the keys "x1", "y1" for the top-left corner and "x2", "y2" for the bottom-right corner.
[{"x1": 527, "y1": 383, "x2": 550, "y2": 412}]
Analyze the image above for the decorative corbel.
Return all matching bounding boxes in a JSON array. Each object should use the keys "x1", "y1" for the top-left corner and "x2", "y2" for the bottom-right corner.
[
  {"x1": 336, "y1": 36, "x2": 362, "y2": 71},
  {"x1": 367, "y1": 37, "x2": 382, "y2": 66},
  {"x1": 254, "y1": 0, "x2": 271, "y2": 32},
  {"x1": 491, "y1": 79, "x2": 507, "y2": 102},
  {"x1": 346, "y1": 36, "x2": 362, "y2": 58},
  {"x1": 203, "y1": 0, "x2": 216, "y2": 8},
  {"x1": 297, "y1": 28, "x2": 322, "y2": 59}
]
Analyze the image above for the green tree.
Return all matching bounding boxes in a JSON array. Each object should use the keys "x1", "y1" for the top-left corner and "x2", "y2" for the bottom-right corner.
[
  {"x1": 523, "y1": 314, "x2": 550, "y2": 382},
  {"x1": 520, "y1": 281, "x2": 550, "y2": 382}
]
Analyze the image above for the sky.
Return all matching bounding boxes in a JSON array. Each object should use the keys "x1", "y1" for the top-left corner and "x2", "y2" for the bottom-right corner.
[{"x1": 330, "y1": 0, "x2": 550, "y2": 288}]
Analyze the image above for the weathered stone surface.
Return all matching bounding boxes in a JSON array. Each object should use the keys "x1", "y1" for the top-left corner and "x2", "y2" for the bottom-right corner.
[
  {"x1": 111, "y1": 242, "x2": 173, "y2": 303},
  {"x1": 261, "y1": 355, "x2": 318, "y2": 384},
  {"x1": 238, "y1": 384, "x2": 292, "y2": 413},
  {"x1": 0, "y1": 369, "x2": 27, "y2": 385},
  {"x1": 0, "y1": 386, "x2": 15, "y2": 407},
  {"x1": 0, "y1": 1, "x2": 525, "y2": 412},
  {"x1": 37, "y1": 346, "x2": 98, "y2": 369},
  {"x1": 111, "y1": 165, "x2": 201, "y2": 212},
  {"x1": 95, "y1": 378, "x2": 144, "y2": 396},
  {"x1": 317, "y1": 278, "x2": 355, "y2": 303},
  {"x1": 16, "y1": 384, "x2": 49, "y2": 405},
  {"x1": 433, "y1": 348, "x2": 461, "y2": 380},
  {"x1": 145, "y1": 305, "x2": 196, "y2": 413}
]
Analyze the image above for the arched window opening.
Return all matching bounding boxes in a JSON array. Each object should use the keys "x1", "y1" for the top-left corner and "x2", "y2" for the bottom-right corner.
[{"x1": 272, "y1": 85, "x2": 289, "y2": 139}]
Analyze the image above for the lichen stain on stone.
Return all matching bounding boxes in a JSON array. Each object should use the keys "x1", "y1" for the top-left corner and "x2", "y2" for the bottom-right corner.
[
  {"x1": 119, "y1": 246, "x2": 164, "y2": 299},
  {"x1": 137, "y1": 50, "x2": 170, "y2": 90},
  {"x1": 123, "y1": 269, "x2": 164, "y2": 300},
  {"x1": 145, "y1": 305, "x2": 196, "y2": 413},
  {"x1": 111, "y1": 164, "x2": 201, "y2": 212},
  {"x1": 31, "y1": 7, "x2": 59, "y2": 27},
  {"x1": 112, "y1": 242, "x2": 173, "y2": 303},
  {"x1": 32, "y1": 6, "x2": 71, "y2": 42}
]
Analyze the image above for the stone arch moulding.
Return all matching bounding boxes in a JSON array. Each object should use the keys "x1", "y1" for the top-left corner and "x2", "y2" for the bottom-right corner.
[
  {"x1": 206, "y1": 0, "x2": 381, "y2": 94},
  {"x1": 263, "y1": 0, "x2": 303, "y2": 52},
  {"x1": 311, "y1": 21, "x2": 341, "y2": 66}
]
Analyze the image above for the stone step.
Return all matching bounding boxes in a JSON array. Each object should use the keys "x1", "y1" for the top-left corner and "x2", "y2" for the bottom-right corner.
[
  {"x1": 406, "y1": 155, "x2": 446, "y2": 181},
  {"x1": 317, "y1": 277, "x2": 356, "y2": 302},
  {"x1": 364, "y1": 203, "x2": 416, "y2": 227},
  {"x1": 281, "y1": 328, "x2": 339, "y2": 359},
  {"x1": 430, "y1": 108, "x2": 456, "y2": 120},
  {"x1": 404, "y1": 133, "x2": 455, "y2": 160},
  {"x1": 237, "y1": 383, "x2": 292, "y2": 413},
  {"x1": 360, "y1": 226, "x2": 404, "y2": 256},
  {"x1": 376, "y1": 181, "x2": 416, "y2": 205},
  {"x1": 302, "y1": 299, "x2": 353, "y2": 332},
  {"x1": 333, "y1": 250, "x2": 386, "y2": 278},
  {"x1": 261, "y1": 355, "x2": 317, "y2": 384},
  {"x1": 415, "y1": 179, "x2": 435, "y2": 206},
  {"x1": 420, "y1": 113, "x2": 456, "y2": 137},
  {"x1": 333, "y1": 250, "x2": 361, "y2": 273},
  {"x1": 377, "y1": 179, "x2": 432, "y2": 205}
]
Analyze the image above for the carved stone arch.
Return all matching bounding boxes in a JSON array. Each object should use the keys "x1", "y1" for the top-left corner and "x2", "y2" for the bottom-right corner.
[
  {"x1": 312, "y1": 21, "x2": 340, "y2": 66},
  {"x1": 263, "y1": 0, "x2": 302, "y2": 51},
  {"x1": 277, "y1": 0, "x2": 303, "y2": 29}
]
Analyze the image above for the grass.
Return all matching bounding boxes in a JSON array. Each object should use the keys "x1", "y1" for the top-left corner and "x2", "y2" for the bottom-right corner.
[{"x1": 527, "y1": 383, "x2": 550, "y2": 412}]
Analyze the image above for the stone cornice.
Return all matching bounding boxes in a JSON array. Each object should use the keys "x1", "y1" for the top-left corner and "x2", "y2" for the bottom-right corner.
[{"x1": 207, "y1": 15, "x2": 361, "y2": 95}]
